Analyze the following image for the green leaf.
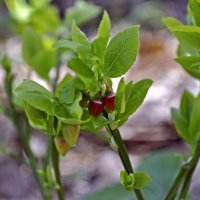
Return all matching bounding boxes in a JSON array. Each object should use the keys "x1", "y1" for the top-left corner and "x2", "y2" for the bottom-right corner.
[
  {"x1": 187, "y1": 6, "x2": 196, "y2": 26},
  {"x1": 57, "y1": 76, "x2": 86, "y2": 106},
  {"x1": 68, "y1": 59, "x2": 98, "y2": 95},
  {"x1": 30, "y1": 0, "x2": 51, "y2": 8},
  {"x1": 133, "y1": 171, "x2": 152, "y2": 189},
  {"x1": 55, "y1": 40, "x2": 94, "y2": 64},
  {"x1": 68, "y1": 58, "x2": 95, "y2": 78},
  {"x1": 22, "y1": 28, "x2": 56, "y2": 79},
  {"x1": 55, "y1": 74, "x2": 73, "y2": 96},
  {"x1": 171, "y1": 108, "x2": 190, "y2": 142},
  {"x1": 60, "y1": 118, "x2": 89, "y2": 125},
  {"x1": 46, "y1": 166, "x2": 55, "y2": 185},
  {"x1": 189, "y1": 0, "x2": 200, "y2": 26},
  {"x1": 92, "y1": 11, "x2": 111, "y2": 60},
  {"x1": 176, "y1": 56, "x2": 200, "y2": 79},
  {"x1": 91, "y1": 10, "x2": 111, "y2": 59},
  {"x1": 120, "y1": 171, "x2": 135, "y2": 191},
  {"x1": 177, "y1": 43, "x2": 200, "y2": 57},
  {"x1": 98, "y1": 11, "x2": 111, "y2": 39},
  {"x1": 180, "y1": 90, "x2": 195, "y2": 122},
  {"x1": 14, "y1": 80, "x2": 54, "y2": 115},
  {"x1": 115, "y1": 78, "x2": 126, "y2": 114},
  {"x1": 76, "y1": 45, "x2": 95, "y2": 65},
  {"x1": 92, "y1": 115, "x2": 110, "y2": 129},
  {"x1": 65, "y1": 1, "x2": 101, "y2": 26},
  {"x1": 52, "y1": 101, "x2": 69, "y2": 119},
  {"x1": 28, "y1": 6, "x2": 60, "y2": 33},
  {"x1": 14, "y1": 79, "x2": 53, "y2": 98},
  {"x1": 118, "y1": 79, "x2": 153, "y2": 121},
  {"x1": 92, "y1": 38, "x2": 107, "y2": 62},
  {"x1": 24, "y1": 103, "x2": 48, "y2": 132},
  {"x1": 31, "y1": 49, "x2": 56, "y2": 79},
  {"x1": 63, "y1": 92, "x2": 83, "y2": 120},
  {"x1": 124, "y1": 81, "x2": 134, "y2": 104},
  {"x1": 103, "y1": 25, "x2": 139, "y2": 77},
  {"x1": 17, "y1": 92, "x2": 54, "y2": 115},
  {"x1": 54, "y1": 40, "x2": 84, "y2": 51},
  {"x1": 71, "y1": 20, "x2": 90, "y2": 46},
  {"x1": 189, "y1": 94, "x2": 200, "y2": 138},
  {"x1": 62, "y1": 125, "x2": 80, "y2": 147},
  {"x1": 54, "y1": 137, "x2": 70, "y2": 156},
  {"x1": 5, "y1": 0, "x2": 31, "y2": 22},
  {"x1": 170, "y1": 26, "x2": 200, "y2": 50},
  {"x1": 57, "y1": 77, "x2": 77, "y2": 105},
  {"x1": 53, "y1": 93, "x2": 83, "y2": 124},
  {"x1": 22, "y1": 28, "x2": 43, "y2": 62},
  {"x1": 162, "y1": 17, "x2": 183, "y2": 28},
  {"x1": 80, "y1": 119, "x2": 100, "y2": 134}
]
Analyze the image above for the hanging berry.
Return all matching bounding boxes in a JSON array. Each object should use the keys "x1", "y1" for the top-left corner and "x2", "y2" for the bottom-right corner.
[
  {"x1": 88, "y1": 99, "x2": 104, "y2": 117},
  {"x1": 103, "y1": 92, "x2": 115, "y2": 113}
]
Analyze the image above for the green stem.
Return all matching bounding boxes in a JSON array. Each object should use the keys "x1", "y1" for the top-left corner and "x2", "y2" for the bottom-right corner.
[
  {"x1": 165, "y1": 138, "x2": 200, "y2": 200},
  {"x1": 49, "y1": 53, "x2": 65, "y2": 200},
  {"x1": 178, "y1": 139, "x2": 200, "y2": 200},
  {"x1": 52, "y1": 51, "x2": 61, "y2": 94},
  {"x1": 178, "y1": 166, "x2": 194, "y2": 200},
  {"x1": 51, "y1": 136, "x2": 65, "y2": 200},
  {"x1": 107, "y1": 125, "x2": 144, "y2": 200},
  {"x1": 164, "y1": 164, "x2": 188, "y2": 200},
  {"x1": 4, "y1": 73, "x2": 50, "y2": 199},
  {"x1": 43, "y1": 137, "x2": 52, "y2": 170}
]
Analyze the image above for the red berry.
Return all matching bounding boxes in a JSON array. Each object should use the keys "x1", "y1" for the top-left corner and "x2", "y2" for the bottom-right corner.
[
  {"x1": 103, "y1": 92, "x2": 115, "y2": 113},
  {"x1": 88, "y1": 99, "x2": 104, "y2": 117}
]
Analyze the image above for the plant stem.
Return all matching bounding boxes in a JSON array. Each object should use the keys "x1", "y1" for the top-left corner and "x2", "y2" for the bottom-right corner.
[
  {"x1": 164, "y1": 138, "x2": 200, "y2": 200},
  {"x1": 4, "y1": 74, "x2": 50, "y2": 199},
  {"x1": 43, "y1": 53, "x2": 60, "y2": 169},
  {"x1": 51, "y1": 136, "x2": 65, "y2": 200},
  {"x1": 178, "y1": 138, "x2": 200, "y2": 200},
  {"x1": 49, "y1": 52, "x2": 65, "y2": 200},
  {"x1": 164, "y1": 164, "x2": 188, "y2": 200},
  {"x1": 178, "y1": 166, "x2": 194, "y2": 200},
  {"x1": 52, "y1": 51, "x2": 61, "y2": 94},
  {"x1": 107, "y1": 125, "x2": 144, "y2": 200}
]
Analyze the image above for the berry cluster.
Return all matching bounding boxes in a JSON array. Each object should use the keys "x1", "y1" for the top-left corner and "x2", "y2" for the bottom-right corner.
[{"x1": 88, "y1": 92, "x2": 115, "y2": 117}]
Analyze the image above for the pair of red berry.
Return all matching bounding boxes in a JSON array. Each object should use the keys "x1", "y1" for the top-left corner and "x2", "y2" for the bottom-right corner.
[{"x1": 88, "y1": 92, "x2": 115, "y2": 117}]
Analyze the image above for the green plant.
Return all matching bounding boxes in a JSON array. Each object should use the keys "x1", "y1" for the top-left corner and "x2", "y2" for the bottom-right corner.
[
  {"x1": 163, "y1": 0, "x2": 200, "y2": 199},
  {"x1": 13, "y1": 10, "x2": 153, "y2": 200},
  {"x1": 1, "y1": 0, "x2": 101, "y2": 199},
  {"x1": 1, "y1": 0, "x2": 200, "y2": 200},
  {"x1": 83, "y1": 151, "x2": 183, "y2": 200}
]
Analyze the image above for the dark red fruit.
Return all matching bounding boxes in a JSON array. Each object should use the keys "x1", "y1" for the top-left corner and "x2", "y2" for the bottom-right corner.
[
  {"x1": 88, "y1": 99, "x2": 104, "y2": 117},
  {"x1": 103, "y1": 92, "x2": 115, "y2": 113}
]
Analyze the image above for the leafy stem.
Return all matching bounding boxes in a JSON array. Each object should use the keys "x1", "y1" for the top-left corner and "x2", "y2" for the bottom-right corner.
[
  {"x1": 178, "y1": 165, "x2": 195, "y2": 200},
  {"x1": 164, "y1": 163, "x2": 188, "y2": 200},
  {"x1": 51, "y1": 136, "x2": 65, "y2": 200},
  {"x1": 164, "y1": 137, "x2": 200, "y2": 200},
  {"x1": 4, "y1": 72, "x2": 50, "y2": 199},
  {"x1": 178, "y1": 137, "x2": 200, "y2": 199},
  {"x1": 52, "y1": 51, "x2": 62, "y2": 94},
  {"x1": 49, "y1": 52, "x2": 65, "y2": 200},
  {"x1": 104, "y1": 112, "x2": 144, "y2": 200}
]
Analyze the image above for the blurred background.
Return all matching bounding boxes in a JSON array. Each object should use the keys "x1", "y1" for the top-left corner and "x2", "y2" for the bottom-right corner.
[{"x1": 0, "y1": 0, "x2": 200, "y2": 200}]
